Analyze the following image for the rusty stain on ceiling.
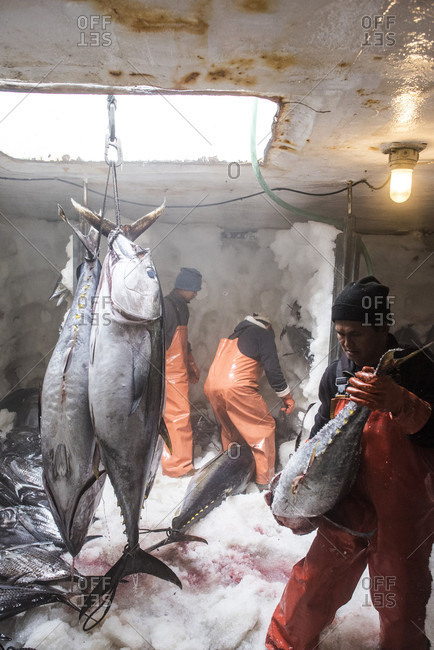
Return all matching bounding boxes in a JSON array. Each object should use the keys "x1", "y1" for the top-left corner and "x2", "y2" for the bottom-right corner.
[
  {"x1": 77, "y1": 0, "x2": 209, "y2": 34},
  {"x1": 259, "y1": 52, "x2": 297, "y2": 70},
  {"x1": 0, "y1": 0, "x2": 432, "y2": 236},
  {"x1": 206, "y1": 64, "x2": 257, "y2": 87},
  {"x1": 238, "y1": 0, "x2": 272, "y2": 12}
]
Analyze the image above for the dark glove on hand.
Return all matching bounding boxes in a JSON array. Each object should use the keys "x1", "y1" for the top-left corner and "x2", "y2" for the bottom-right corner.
[
  {"x1": 347, "y1": 366, "x2": 432, "y2": 435},
  {"x1": 282, "y1": 393, "x2": 295, "y2": 415}
]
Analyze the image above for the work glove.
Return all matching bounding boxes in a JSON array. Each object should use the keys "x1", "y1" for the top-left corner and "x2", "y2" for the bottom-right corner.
[
  {"x1": 281, "y1": 393, "x2": 295, "y2": 415},
  {"x1": 187, "y1": 352, "x2": 200, "y2": 384},
  {"x1": 347, "y1": 367, "x2": 431, "y2": 435},
  {"x1": 347, "y1": 367, "x2": 403, "y2": 413}
]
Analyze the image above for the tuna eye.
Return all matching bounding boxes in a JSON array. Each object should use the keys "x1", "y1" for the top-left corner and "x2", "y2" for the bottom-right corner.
[{"x1": 147, "y1": 268, "x2": 156, "y2": 279}]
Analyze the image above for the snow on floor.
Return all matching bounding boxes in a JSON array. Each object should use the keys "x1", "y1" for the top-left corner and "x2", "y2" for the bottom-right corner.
[{"x1": 2, "y1": 449, "x2": 433, "y2": 650}]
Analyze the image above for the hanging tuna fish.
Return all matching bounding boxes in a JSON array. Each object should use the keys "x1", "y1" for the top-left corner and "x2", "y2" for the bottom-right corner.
[
  {"x1": 41, "y1": 210, "x2": 106, "y2": 557},
  {"x1": 42, "y1": 95, "x2": 176, "y2": 628},
  {"x1": 72, "y1": 198, "x2": 180, "y2": 630}
]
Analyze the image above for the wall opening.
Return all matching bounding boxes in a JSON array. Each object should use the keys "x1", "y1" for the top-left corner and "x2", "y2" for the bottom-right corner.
[{"x1": 0, "y1": 92, "x2": 277, "y2": 163}]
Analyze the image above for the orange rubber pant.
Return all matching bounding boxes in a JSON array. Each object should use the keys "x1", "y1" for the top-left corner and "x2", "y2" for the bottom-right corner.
[
  {"x1": 161, "y1": 326, "x2": 194, "y2": 477},
  {"x1": 205, "y1": 383, "x2": 276, "y2": 485}
]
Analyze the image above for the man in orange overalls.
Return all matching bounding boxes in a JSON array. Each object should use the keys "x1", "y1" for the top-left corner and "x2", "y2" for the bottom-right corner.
[
  {"x1": 161, "y1": 267, "x2": 202, "y2": 478},
  {"x1": 266, "y1": 276, "x2": 434, "y2": 650},
  {"x1": 204, "y1": 313, "x2": 295, "y2": 489}
]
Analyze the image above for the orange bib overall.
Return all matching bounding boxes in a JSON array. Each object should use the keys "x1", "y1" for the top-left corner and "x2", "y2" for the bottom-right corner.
[
  {"x1": 204, "y1": 337, "x2": 276, "y2": 484},
  {"x1": 161, "y1": 326, "x2": 194, "y2": 477}
]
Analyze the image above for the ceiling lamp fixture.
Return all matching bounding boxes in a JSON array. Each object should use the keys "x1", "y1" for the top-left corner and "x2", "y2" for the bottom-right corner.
[{"x1": 381, "y1": 141, "x2": 427, "y2": 203}]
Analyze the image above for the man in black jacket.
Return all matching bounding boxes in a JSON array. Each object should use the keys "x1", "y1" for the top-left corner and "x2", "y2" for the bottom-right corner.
[{"x1": 266, "y1": 276, "x2": 434, "y2": 650}]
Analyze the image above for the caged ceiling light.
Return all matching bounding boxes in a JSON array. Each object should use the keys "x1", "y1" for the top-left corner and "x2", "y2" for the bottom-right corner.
[{"x1": 381, "y1": 141, "x2": 427, "y2": 203}]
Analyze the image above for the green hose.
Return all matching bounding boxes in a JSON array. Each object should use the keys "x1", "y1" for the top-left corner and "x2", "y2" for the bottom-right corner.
[
  {"x1": 359, "y1": 238, "x2": 374, "y2": 275},
  {"x1": 250, "y1": 99, "x2": 374, "y2": 274},
  {"x1": 250, "y1": 99, "x2": 341, "y2": 225}
]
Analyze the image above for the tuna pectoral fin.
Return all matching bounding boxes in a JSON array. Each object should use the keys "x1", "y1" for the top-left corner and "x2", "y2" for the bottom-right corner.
[
  {"x1": 129, "y1": 335, "x2": 152, "y2": 415},
  {"x1": 79, "y1": 546, "x2": 181, "y2": 631}
]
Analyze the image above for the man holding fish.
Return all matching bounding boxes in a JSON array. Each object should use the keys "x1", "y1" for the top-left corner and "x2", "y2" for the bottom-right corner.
[{"x1": 266, "y1": 276, "x2": 434, "y2": 650}]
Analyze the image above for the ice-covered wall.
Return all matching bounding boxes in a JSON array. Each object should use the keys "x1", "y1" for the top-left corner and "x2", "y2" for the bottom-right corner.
[
  {"x1": 0, "y1": 216, "x2": 68, "y2": 400},
  {"x1": 139, "y1": 219, "x2": 339, "y2": 445},
  {"x1": 270, "y1": 222, "x2": 337, "y2": 405},
  {"x1": 1, "y1": 215, "x2": 432, "y2": 445}
]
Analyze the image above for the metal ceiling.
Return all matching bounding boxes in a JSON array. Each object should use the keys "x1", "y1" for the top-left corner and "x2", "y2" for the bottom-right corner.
[{"x1": 0, "y1": 0, "x2": 433, "y2": 237}]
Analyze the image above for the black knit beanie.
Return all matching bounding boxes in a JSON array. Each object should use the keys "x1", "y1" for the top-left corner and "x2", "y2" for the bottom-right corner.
[
  {"x1": 174, "y1": 267, "x2": 202, "y2": 292},
  {"x1": 332, "y1": 276, "x2": 390, "y2": 325}
]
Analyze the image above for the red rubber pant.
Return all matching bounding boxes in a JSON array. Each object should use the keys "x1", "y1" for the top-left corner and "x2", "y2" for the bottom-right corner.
[
  {"x1": 266, "y1": 516, "x2": 432, "y2": 649},
  {"x1": 266, "y1": 408, "x2": 434, "y2": 649}
]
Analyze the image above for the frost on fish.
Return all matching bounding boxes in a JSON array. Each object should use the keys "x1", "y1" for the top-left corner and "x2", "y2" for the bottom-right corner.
[
  {"x1": 41, "y1": 214, "x2": 106, "y2": 557},
  {"x1": 272, "y1": 400, "x2": 370, "y2": 525},
  {"x1": 0, "y1": 544, "x2": 78, "y2": 584},
  {"x1": 81, "y1": 231, "x2": 180, "y2": 630}
]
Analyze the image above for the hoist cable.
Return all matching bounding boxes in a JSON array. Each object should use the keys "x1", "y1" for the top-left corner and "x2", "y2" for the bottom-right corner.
[{"x1": 112, "y1": 163, "x2": 121, "y2": 229}]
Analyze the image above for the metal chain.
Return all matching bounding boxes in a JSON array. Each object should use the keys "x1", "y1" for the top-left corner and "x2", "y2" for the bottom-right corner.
[
  {"x1": 103, "y1": 95, "x2": 123, "y2": 231},
  {"x1": 107, "y1": 94, "x2": 116, "y2": 141},
  {"x1": 95, "y1": 163, "x2": 112, "y2": 253},
  {"x1": 105, "y1": 95, "x2": 123, "y2": 167}
]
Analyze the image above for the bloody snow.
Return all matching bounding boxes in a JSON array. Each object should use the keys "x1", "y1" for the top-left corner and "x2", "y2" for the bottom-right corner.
[{"x1": 1, "y1": 444, "x2": 433, "y2": 649}]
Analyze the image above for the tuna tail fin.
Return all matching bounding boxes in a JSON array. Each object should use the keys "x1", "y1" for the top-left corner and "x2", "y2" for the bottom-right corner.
[
  {"x1": 58, "y1": 203, "x2": 100, "y2": 260},
  {"x1": 48, "y1": 276, "x2": 70, "y2": 305},
  {"x1": 79, "y1": 545, "x2": 181, "y2": 631},
  {"x1": 70, "y1": 198, "x2": 117, "y2": 239},
  {"x1": 377, "y1": 342, "x2": 433, "y2": 375}
]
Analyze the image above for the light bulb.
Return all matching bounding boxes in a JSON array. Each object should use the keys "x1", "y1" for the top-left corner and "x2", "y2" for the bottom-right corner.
[{"x1": 389, "y1": 167, "x2": 413, "y2": 203}]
